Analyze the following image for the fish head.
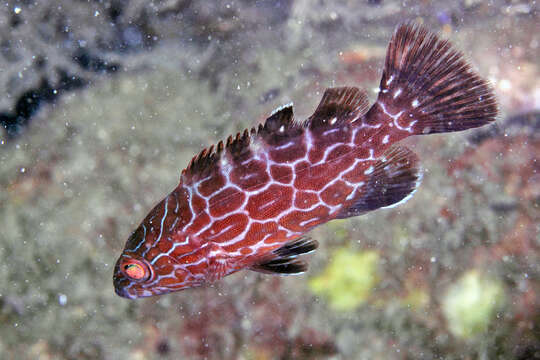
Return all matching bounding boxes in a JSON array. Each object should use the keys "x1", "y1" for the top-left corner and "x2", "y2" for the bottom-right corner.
[{"x1": 113, "y1": 218, "x2": 205, "y2": 299}]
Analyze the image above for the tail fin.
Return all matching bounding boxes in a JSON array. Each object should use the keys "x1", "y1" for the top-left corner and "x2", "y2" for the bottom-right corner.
[{"x1": 369, "y1": 23, "x2": 497, "y2": 135}]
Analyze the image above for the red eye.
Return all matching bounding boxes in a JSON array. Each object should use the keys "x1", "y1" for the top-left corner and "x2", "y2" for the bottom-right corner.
[{"x1": 121, "y1": 259, "x2": 150, "y2": 281}]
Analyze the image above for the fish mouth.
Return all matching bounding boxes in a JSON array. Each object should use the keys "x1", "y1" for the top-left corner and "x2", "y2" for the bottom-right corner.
[
  {"x1": 114, "y1": 284, "x2": 138, "y2": 299},
  {"x1": 113, "y1": 272, "x2": 138, "y2": 299}
]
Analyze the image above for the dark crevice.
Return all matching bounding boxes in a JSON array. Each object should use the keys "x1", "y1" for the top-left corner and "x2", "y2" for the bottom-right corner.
[
  {"x1": 0, "y1": 1, "x2": 294, "y2": 140},
  {"x1": 0, "y1": 70, "x2": 87, "y2": 138},
  {"x1": 1, "y1": 48, "x2": 120, "y2": 139},
  {"x1": 72, "y1": 49, "x2": 120, "y2": 73}
]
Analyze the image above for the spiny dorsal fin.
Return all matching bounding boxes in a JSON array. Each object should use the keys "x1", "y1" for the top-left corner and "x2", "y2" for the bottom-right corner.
[
  {"x1": 308, "y1": 87, "x2": 370, "y2": 129},
  {"x1": 251, "y1": 236, "x2": 319, "y2": 275},
  {"x1": 337, "y1": 146, "x2": 422, "y2": 218},
  {"x1": 183, "y1": 105, "x2": 299, "y2": 180},
  {"x1": 185, "y1": 143, "x2": 220, "y2": 177}
]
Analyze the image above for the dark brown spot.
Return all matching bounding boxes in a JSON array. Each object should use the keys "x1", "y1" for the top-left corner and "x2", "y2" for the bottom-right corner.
[
  {"x1": 263, "y1": 229, "x2": 290, "y2": 244},
  {"x1": 156, "y1": 340, "x2": 170, "y2": 355},
  {"x1": 185, "y1": 211, "x2": 211, "y2": 234},
  {"x1": 157, "y1": 239, "x2": 173, "y2": 253},
  {"x1": 208, "y1": 187, "x2": 246, "y2": 218},
  {"x1": 294, "y1": 191, "x2": 319, "y2": 209},
  {"x1": 268, "y1": 140, "x2": 307, "y2": 163},
  {"x1": 270, "y1": 165, "x2": 293, "y2": 184},
  {"x1": 191, "y1": 194, "x2": 207, "y2": 215},
  {"x1": 294, "y1": 162, "x2": 331, "y2": 191},
  {"x1": 280, "y1": 206, "x2": 330, "y2": 232},
  {"x1": 173, "y1": 187, "x2": 193, "y2": 228},
  {"x1": 201, "y1": 213, "x2": 249, "y2": 242},
  {"x1": 231, "y1": 158, "x2": 270, "y2": 191},
  {"x1": 320, "y1": 180, "x2": 353, "y2": 206},
  {"x1": 223, "y1": 221, "x2": 278, "y2": 251},
  {"x1": 246, "y1": 184, "x2": 293, "y2": 220},
  {"x1": 198, "y1": 171, "x2": 226, "y2": 197}
]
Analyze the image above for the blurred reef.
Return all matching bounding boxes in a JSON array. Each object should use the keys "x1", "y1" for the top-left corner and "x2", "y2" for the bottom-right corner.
[{"x1": 0, "y1": 0, "x2": 539, "y2": 359}]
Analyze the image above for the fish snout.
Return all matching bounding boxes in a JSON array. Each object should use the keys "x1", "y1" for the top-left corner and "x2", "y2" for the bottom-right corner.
[{"x1": 114, "y1": 283, "x2": 136, "y2": 299}]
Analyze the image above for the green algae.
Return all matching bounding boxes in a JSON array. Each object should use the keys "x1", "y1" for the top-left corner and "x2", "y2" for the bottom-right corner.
[
  {"x1": 442, "y1": 270, "x2": 505, "y2": 339},
  {"x1": 309, "y1": 248, "x2": 379, "y2": 311},
  {"x1": 402, "y1": 288, "x2": 430, "y2": 310}
]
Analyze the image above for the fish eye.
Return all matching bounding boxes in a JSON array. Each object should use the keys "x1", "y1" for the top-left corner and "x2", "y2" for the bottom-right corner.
[{"x1": 121, "y1": 259, "x2": 151, "y2": 281}]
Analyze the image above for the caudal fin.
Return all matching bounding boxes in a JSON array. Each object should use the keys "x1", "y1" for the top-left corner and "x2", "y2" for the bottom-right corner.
[{"x1": 370, "y1": 23, "x2": 497, "y2": 135}]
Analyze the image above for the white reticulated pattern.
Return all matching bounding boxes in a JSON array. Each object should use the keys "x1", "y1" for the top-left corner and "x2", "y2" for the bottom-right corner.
[{"x1": 131, "y1": 104, "x2": 417, "y2": 294}]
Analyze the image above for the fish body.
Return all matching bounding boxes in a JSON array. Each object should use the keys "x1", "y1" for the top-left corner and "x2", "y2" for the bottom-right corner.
[{"x1": 114, "y1": 23, "x2": 497, "y2": 299}]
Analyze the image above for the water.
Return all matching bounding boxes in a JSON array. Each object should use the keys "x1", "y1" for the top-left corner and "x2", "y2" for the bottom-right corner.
[{"x1": 0, "y1": 1, "x2": 538, "y2": 359}]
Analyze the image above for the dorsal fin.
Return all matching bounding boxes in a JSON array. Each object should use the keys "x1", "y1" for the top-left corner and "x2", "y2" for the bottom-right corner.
[
  {"x1": 183, "y1": 104, "x2": 300, "y2": 180},
  {"x1": 308, "y1": 87, "x2": 370, "y2": 128},
  {"x1": 184, "y1": 143, "x2": 221, "y2": 177},
  {"x1": 258, "y1": 104, "x2": 304, "y2": 145},
  {"x1": 337, "y1": 146, "x2": 422, "y2": 218},
  {"x1": 263, "y1": 104, "x2": 294, "y2": 131},
  {"x1": 251, "y1": 236, "x2": 319, "y2": 275}
]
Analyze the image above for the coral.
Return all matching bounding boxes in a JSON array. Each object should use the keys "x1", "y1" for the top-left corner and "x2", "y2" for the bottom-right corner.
[
  {"x1": 309, "y1": 249, "x2": 379, "y2": 311},
  {"x1": 442, "y1": 270, "x2": 505, "y2": 339}
]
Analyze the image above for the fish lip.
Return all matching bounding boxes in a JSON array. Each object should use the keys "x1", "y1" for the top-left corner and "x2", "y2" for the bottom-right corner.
[{"x1": 114, "y1": 283, "x2": 138, "y2": 299}]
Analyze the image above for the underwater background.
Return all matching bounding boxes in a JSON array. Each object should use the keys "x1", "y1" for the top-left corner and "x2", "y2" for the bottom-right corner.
[{"x1": 0, "y1": 1, "x2": 538, "y2": 359}]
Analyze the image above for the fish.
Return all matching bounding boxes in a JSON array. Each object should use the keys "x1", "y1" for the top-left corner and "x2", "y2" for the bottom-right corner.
[{"x1": 113, "y1": 23, "x2": 497, "y2": 299}]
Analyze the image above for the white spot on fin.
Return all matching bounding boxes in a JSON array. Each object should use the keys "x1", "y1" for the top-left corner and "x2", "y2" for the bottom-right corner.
[{"x1": 364, "y1": 166, "x2": 374, "y2": 175}]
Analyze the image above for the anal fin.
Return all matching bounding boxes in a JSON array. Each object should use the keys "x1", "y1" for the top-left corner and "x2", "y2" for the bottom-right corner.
[
  {"x1": 337, "y1": 146, "x2": 422, "y2": 219},
  {"x1": 251, "y1": 237, "x2": 319, "y2": 275}
]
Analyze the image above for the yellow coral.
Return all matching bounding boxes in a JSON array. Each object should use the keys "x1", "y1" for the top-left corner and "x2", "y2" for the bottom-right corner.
[
  {"x1": 442, "y1": 270, "x2": 505, "y2": 339},
  {"x1": 309, "y1": 248, "x2": 379, "y2": 311}
]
